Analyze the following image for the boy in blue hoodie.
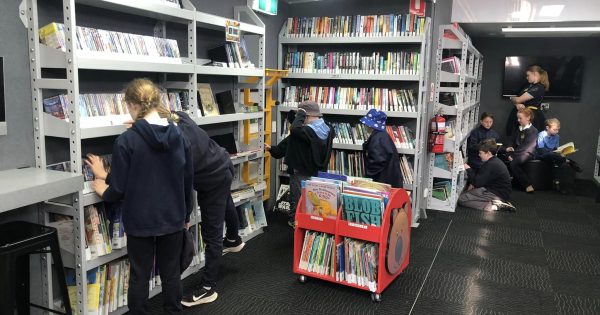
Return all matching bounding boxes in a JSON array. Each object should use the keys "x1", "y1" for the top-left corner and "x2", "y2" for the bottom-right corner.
[
  {"x1": 285, "y1": 101, "x2": 335, "y2": 227},
  {"x1": 90, "y1": 79, "x2": 193, "y2": 314}
]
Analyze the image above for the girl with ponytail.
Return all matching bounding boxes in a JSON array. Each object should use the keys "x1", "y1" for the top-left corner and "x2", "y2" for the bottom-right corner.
[{"x1": 507, "y1": 65, "x2": 549, "y2": 137}]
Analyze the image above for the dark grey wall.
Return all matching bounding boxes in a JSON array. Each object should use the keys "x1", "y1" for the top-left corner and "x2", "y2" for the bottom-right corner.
[
  {"x1": 0, "y1": 0, "x2": 35, "y2": 170},
  {"x1": 473, "y1": 36, "x2": 600, "y2": 180}
]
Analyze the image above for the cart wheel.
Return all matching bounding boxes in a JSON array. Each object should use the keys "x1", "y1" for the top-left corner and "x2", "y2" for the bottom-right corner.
[
  {"x1": 299, "y1": 275, "x2": 307, "y2": 283},
  {"x1": 371, "y1": 293, "x2": 381, "y2": 302}
]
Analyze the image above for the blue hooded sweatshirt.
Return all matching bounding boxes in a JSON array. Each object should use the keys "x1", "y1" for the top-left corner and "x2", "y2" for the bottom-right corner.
[{"x1": 102, "y1": 119, "x2": 193, "y2": 237}]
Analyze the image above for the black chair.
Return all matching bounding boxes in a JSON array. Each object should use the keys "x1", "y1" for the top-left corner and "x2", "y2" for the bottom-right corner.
[
  {"x1": 0, "y1": 221, "x2": 72, "y2": 315},
  {"x1": 523, "y1": 159, "x2": 553, "y2": 191}
]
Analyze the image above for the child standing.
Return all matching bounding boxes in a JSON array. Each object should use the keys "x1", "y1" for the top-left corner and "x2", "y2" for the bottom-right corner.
[
  {"x1": 359, "y1": 109, "x2": 403, "y2": 188},
  {"x1": 536, "y1": 118, "x2": 582, "y2": 193},
  {"x1": 90, "y1": 78, "x2": 193, "y2": 314},
  {"x1": 467, "y1": 112, "x2": 500, "y2": 170},
  {"x1": 499, "y1": 108, "x2": 538, "y2": 193}
]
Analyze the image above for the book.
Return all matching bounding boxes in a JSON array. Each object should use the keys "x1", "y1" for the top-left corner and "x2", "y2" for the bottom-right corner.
[
  {"x1": 304, "y1": 180, "x2": 340, "y2": 218},
  {"x1": 298, "y1": 231, "x2": 335, "y2": 277},
  {"x1": 554, "y1": 142, "x2": 578, "y2": 156},
  {"x1": 197, "y1": 83, "x2": 220, "y2": 117},
  {"x1": 341, "y1": 193, "x2": 384, "y2": 226},
  {"x1": 348, "y1": 177, "x2": 391, "y2": 193},
  {"x1": 215, "y1": 90, "x2": 237, "y2": 115}
]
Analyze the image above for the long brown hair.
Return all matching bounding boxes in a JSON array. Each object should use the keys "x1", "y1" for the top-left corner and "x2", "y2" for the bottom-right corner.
[
  {"x1": 123, "y1": 78, "x2": 172, "y2": 120},
  {"x1": 527, "y1": 65, "x2": 550, "y2": 92}
]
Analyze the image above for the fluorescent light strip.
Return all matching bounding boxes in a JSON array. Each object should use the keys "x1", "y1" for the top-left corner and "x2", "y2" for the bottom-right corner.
[{"x1": 502, "y1": 26, "x2": 600, "y2": 33}]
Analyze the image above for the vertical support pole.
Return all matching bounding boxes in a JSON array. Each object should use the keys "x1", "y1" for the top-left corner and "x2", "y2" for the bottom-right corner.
[{"x1": 188, "y1": 18, "x2": 198, "y2": 117}]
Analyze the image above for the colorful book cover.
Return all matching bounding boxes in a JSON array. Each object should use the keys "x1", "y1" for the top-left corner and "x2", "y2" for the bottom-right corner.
[
  {"x1": 342, "y1": 193, "x2": 384, "y2": 226},
  {"x1": 304, "y1": 180, "x2": 339, "y2": 218}
]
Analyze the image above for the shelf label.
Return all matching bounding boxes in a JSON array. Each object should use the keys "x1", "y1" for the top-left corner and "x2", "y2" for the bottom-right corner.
[
  {"x1": 310, "y1": 215, "x2": 324, "y2": 221},
  {"x1": 348, "y1": 222, "x2": 368, "y2": 230},
  {"x1": 225, "y1": 20, "x2": 241, "y2": 43}
]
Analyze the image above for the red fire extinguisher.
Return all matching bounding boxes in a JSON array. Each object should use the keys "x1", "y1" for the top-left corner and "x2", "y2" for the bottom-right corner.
[{"x1": 428, "y1": 114, "x2": 446, "y2": 153}]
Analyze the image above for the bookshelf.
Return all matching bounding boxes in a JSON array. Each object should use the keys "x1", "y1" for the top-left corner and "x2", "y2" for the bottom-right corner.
[
  {"x1": 276, "y1": 14, "x2": 432, "y2": 226},
  {"x1": 594, "y1": 129, "x2": 600, "y2": 201},
  {"x1": 425, "y1": 24, "x2": 484, "y2": 212},
  {"x1": 25, "y1": 0, "x2": 267, "y2": 313}
]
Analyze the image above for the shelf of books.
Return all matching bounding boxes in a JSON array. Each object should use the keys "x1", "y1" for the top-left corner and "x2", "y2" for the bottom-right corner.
[
  {"x1": 425, "y1": 24, "x2": 483, "y2": 212},
  {"x1": 293, "y1": 174, "x2": 411, "y2": 301},
  {"x1": 28, "y1": 0, "x2": 267, "y2": 313},
  {"x1": 277, "y1": 13, "x2": 431, "y2": 225}
]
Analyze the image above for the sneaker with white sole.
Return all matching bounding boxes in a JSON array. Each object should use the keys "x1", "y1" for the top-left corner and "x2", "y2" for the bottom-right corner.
[
  {"x1": 181, "y1": 287, "x2": 218, "y2": 307},
  {"x1": 492, "y1": 200, "x2": 516, "y2": 212},
  {"x1": 223, "y1": 237, "x2": 245, "y2": 254}
]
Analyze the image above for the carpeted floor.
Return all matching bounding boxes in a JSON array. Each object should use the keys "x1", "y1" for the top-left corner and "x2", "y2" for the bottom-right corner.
[{"x1": 148, "y1": 180, "x2": 600, "y2": 314}]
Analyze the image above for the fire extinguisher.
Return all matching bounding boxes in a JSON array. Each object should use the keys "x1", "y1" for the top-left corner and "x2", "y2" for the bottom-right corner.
[{"x1": 428, "y1": 114, "x2": 446, "y2": 153}]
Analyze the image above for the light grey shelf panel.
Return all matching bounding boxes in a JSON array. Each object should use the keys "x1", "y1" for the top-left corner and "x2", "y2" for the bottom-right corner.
[
  {"x1": 278, "y1": 106, "x2": 418, "y2": 118},
  {"x1": 196, "y1": 65, "x2": 264, "y2": 77},
  {"x1": 438, "y1": 86, "x2": 460, "y2": 93},
  {"x1": 442, "y1": 38, "x2": 463, "y2": 50},
  {"x1": 432, "y1": 166, "x2": 452, "y2": 179},
  {"x1": 196, "y1": 11, "x2": 264, "y2": 35},
  {"x1": 332, "y1": 143, "x2": 415, "y2": 155},
  {"x1": 284, "y1": 73, "x2": 420, "y2": 81},
  {"x1": 234, "y1": 191, "x2": 263, "y2": 207},
  {"x1": 230, "y1": 151, "x2": 264, "y2": 166},
  {"x1": 76, "y1": 0, "x2": 195, "y2": 23},
  {"x1": 435, "y1": 100, "x2": 480, "y2": 116},
  {"x1": 40, "y1": 46, "x2": 194, "y2": 73},
  {"x1": 192, "y1": 112, "x2": 263, "y2": 125},
  {"x1": 0, "y1": 168, "x2": 82, "y2": 214},
  {"x1": 440, "y1": 71, "x2": 480, "y2": 83},
  {"x1": 87, "y1": 247, "x2": 128, "y2": 271},
  {"x1": 280, "y1": 36, "x2": 423, "y2": 45},
  {"x1": 82, "y1": 192, "x2": 102, "y2": 207}
]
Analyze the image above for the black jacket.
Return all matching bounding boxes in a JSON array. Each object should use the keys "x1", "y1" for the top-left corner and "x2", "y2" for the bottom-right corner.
[
  {"x1": 269, "y1": 136, "x2": 293, "y2": 175},
  {"x1": 174, "y1": 111, "x2": 233, "y2": 190},
  {"x1": 103, "y1": 119, "x2": 193, "y2": 237},
  {"x1": 510, "y1": 126, "x2": 538, "y2": 159},
  {"x1": 466, "y1": 156, "x2": 511, "y2": 201},
  {"x1": 285, "y1": 110, "x2": 335, "y2": 176},
  {"x1": 362, "y1": 130, "x2": 403, "y2": 188},
  {"x1": 467, "y1": 125, "x2": 500, "y2": 169}
]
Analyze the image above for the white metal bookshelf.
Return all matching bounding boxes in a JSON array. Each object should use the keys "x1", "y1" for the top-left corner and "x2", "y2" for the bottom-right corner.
[
  {"x1": 594, "y1": 129, "x2": 600, "y2": 188},
  {"x1": 24, "y1": 0, "x2": 267, "y2": 313},
  {"x1": 425, "y1": 25, "x2": 484, "y2": 212},
  {"x1": 275, "y1": 17, "x2": 432, "y2": 226}
]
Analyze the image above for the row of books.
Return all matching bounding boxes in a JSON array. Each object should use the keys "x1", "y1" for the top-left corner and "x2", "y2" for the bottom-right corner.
[
  {"x1": 84, "y1": 204, "x2": 127, "y2": 260},
  {"x1": 66, "y1": 259, "x2": 130, "y2": 315},
  {"x1": 284, "y1": 51, "x2": 420, "y2": 75},
  {"x1": 399, "y1": 155, "x2": 415, "y2": 187},
  {"x1": 432, "y1": 179, "x2": 452, "y2": 201},
  {"x1": 207, "y1": 39, "x2": 255, "y2": 69},
  {"x1": 236, "y1": 198, "x2": 267, "y2": 235},
  {"x1": 40, "y1": 23, "x2": 181, "y2": 59},
  {"x1": 282, "y1": 86, "x2": 417, "y2": 112},
  {"x1": 298, "y1": 231, "x2": 336, "y2": 277},
  {"x1": 43, "y1": 92, "x2": 188, "y2": 121},
  {"x1": 329, "y1": 150, "x2": 365, "y2": 178},
  {"x1": 441, "y1": 56, "x2": 461, "y2": 75},
  {"x1": 336, "y1": 238, "x2": 378, "y2": 290},
  {"x1": 304, "y1": 175, "x2": 390, "y2": 226},
  {"x1": 284, "y1": 14, "x2": 426, "y2": 38},
  {"x1": 332, "y1": 122, "x2": 416, "y2": 150}
]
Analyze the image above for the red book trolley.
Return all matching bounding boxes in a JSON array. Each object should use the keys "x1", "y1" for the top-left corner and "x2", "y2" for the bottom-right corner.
[{"x1": 293, "y1": 188, "x2": 412, "y2": 302}]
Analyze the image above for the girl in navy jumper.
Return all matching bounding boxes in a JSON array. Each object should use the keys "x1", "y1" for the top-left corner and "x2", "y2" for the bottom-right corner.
[
  {"x1": 89, "y1": 79, "x2": 193, "y2": 315},
  {"x1": 500, "y1": 108, "x2": 538, "y2": 193},
  {"x1": 467, "y1": 112, "x2": 500, "y2": 170}
]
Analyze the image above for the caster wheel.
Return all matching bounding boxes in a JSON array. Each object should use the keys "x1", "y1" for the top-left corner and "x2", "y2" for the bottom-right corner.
[
  {"x1": 299, "y1": 275, "x2": 307, "y2": 283},
  {"x1": 371, "y1": 293, "x2": 381, "y2": 302}
]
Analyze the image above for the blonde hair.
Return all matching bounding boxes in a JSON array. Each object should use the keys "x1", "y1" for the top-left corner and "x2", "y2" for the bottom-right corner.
[
  {"x1": 527, "y1": 65, "x2": 550, "y2": 92},
  {"x1": 123, "y1": 78, "x2": 172, "y2": 120},
  {"x1": 517, "y1": 108, "x2": 534, "y2": 122},
  {"x1": 545, "y1": 117, "x2": 560, "y2": 128}
]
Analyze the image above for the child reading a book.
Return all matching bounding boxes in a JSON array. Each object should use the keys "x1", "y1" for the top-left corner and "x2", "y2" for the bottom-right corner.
[
  {"x1": 460, "y1": 139, "x2": 515, "y2": 212},
  {"x1": 536, "y1": 118, "x2": 582, "y2": 193},
  {"x1": 359, "y1": 109, "x2": 403, "y2": 188},
  {"x1": 285, "y1": 101, "x2": 335, "y2": 228},
  {"x1": 89, "y1": 78, "x2": 193, "y2": 314},
  {"x1": 498, "y1": 108, "x2": 538, "y2": 193},
  {"x1": 467, "y1": 112, "x2": 500, "y2": 170}
]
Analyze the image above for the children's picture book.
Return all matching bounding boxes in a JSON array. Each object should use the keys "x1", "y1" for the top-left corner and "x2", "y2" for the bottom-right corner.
[
  {"x1": 197, "y1": 83, "x2": 220, "y2": 117},
  {"x1": 341, "y1": 193, "x2": 384, "y2": 226},
  {"x1": 554, "y1": 142, "x2": 578, "y2": 156},
  {"x1": 348, "y1": 177, "x2": 391, "y2": 193},
  {"x1": 304, "y1": 180, "x2": 339, "y2": 218}
]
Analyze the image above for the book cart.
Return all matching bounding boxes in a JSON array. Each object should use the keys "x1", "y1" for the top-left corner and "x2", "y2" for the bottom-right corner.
[{"x1": 293, "y1": 188, "x2": 412, "y2": 302}]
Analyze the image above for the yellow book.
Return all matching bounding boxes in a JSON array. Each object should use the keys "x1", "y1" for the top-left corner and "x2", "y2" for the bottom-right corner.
[
  {"x1": 39, "y1": 22, "x2": 66, "y2": 50},
  {"x1": 554, "y1": 142, "x2": 578, "y2": 156}
]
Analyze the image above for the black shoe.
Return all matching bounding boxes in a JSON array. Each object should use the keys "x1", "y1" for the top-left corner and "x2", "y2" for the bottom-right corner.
[
  {"x1": 492, "y1": 200, "x2": 516, "y2": 212},
  {"x1": 181, "y1": 287, "x2": 218, "y2": 307},
  {"x1": 569, "y1": 160, "x2": 583, "y2": 173},
  {"x1": 223, "y1": 237, "x2": 245, "y2": 254},
  {"x1": 553, "y1": 181, "x2": 568, "y2": 195}
]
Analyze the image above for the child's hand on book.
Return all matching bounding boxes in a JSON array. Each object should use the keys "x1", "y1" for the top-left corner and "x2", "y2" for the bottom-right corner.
[
  {"x1": 91, "y1": 179, "x2": 108, "y2": 197},
  {"x1": 84, "y1": 154, "x2": 108, "y2": 180}
]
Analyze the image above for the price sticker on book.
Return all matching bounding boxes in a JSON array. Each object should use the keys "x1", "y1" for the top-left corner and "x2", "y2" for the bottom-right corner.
[{"x1": 225, "y1": 20, "x2": 241, "y2": 43}]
